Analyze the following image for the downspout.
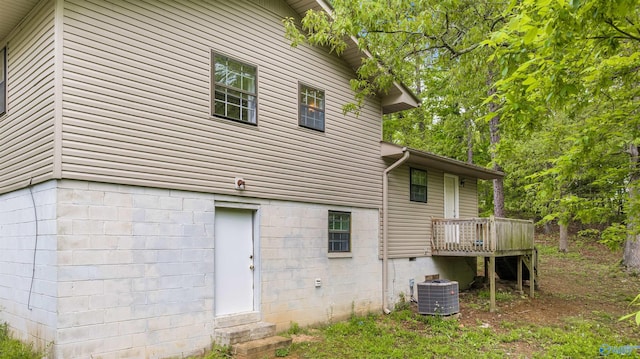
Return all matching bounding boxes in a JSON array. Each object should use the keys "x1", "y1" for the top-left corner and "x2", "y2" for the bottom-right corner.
[{"x1": 382, "y1": 148, "x2": 410, "y2": 314}]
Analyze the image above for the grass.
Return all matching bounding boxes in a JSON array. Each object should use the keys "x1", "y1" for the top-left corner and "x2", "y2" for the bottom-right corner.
[
  {"x1": 276, "y1": 236, "x2": 640, "y2": 358},
  {"x1": 478, "y1": 289, "x2": 516, "y2": 302},
  {"x1": 0, "y1": 323, "x2": 43, "y2": 359},
  {"x1": 3, "y1": 234, "x2": 640, "y2": 359},
  {"x1": 197, "y1": 345, "x2": 233, "y2": 359},
  {"x1": 279, "y1": 309, "x2": 639, "y2": 358}
]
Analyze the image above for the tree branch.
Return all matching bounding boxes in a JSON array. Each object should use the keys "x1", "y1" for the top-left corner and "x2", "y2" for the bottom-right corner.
[
  {"x1": 448, "y1": 43, "x2": 480, "y2": 58},
  {"x1": 625, "y1": 16, "x2": 640, "y2": 36},
  {"x1": 604, "y1": 18, "x2": 640, "y2": 42},
  {"x1": 490, "y1": 15, "x2": 506, "y2": 31},
  {"x1": 368, "y1": 26, "x2": 479, "y2": 59},
  {"x1": 402, "y1": 45, "x2": 451, "y2": 59},
  {"x1": 586, "y1": 35, "x2": 640, "y2": 40},
  {"x1": 367, "y1": 29, "x2": 437, "y2": 40}
]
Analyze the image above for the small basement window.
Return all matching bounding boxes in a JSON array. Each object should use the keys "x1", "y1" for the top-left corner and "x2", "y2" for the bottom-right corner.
[{"x1": 328, "y1": 211, "x2": 350, "y2": 252}]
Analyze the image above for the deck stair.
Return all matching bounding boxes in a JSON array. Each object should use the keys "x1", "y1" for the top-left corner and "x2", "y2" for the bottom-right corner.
[{"x1": 214, "y1": 322, "x2": 291, "y2": 359}]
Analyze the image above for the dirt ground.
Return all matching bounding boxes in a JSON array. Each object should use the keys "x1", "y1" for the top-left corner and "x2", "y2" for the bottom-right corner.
[
  {"x1": 290, "y1": 235, "x2": 640, "y2": 357},
  {"x1": 456, "y1": 235, "x2": 640, "y2": 353},
  {"x1": 460, "y1": 238, "x2": 637, "y2": 321}
]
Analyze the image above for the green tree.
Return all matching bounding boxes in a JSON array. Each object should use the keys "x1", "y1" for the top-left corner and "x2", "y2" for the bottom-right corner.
[
  {"x1": 284, "y1": 0, "x2": 509, "y2": 215},
  {"x1": 284, "y1": 0, "x2": 640, "y2": 267},
  {"x1": 486, "y1": 0, "x2": 640, "y2": 268}
]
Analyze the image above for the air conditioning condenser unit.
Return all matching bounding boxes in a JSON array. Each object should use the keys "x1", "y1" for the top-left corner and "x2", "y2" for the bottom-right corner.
[{"x1": 417, "y1": 279, "x2": 459, "y2": 316}]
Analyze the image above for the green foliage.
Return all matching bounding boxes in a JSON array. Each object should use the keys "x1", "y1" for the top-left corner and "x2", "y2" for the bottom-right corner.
[
  {"x1": 577, "y1": 228, "x2": 601, "y2": 240},
  {"x1": 478, "y1": 289, "x2": 515, "y2": 302},
  {"x1": 284, "y1": 0, "x2": 502, "y2": 177},
  {"x1": 199, "y1": 344, "x2": 232, "y2": 359},
  {"x1": 534, "y1": 242, "x2": 584, "y2": 261},
  {"x1": 600, "y1": 223, "x2": 628, "y2": 251},
  {"x1": 620, "y1": 293, "x2": 640, "y2": 325},
  {"x1": 486, "y1": 0, "x2": 640, "y2": 225},
  {"x1": 287, "y1": 322, "x2": 302, "y2": 335},
  {"x1": 287, "y1": 0, "x2": 640, "y2": 266},
  {"x1": 314, "y1": 311, "x2": 503, "y2": 358},
  {"x1": 394, "y1": 292, "x2": 412, "y2": 311},
  {"x1": 283, "y1": 310, "x2": 637, "y2": 358},
  {"x1": 0, "y1": 323, "x2": 43, "y2": 359},
  {"x1": 275, "y1": 346, "x2": 290, "y2": 357}
]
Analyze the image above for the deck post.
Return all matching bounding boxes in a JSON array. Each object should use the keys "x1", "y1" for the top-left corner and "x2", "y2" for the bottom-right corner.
[
  {"x1": 529, "y1": 250, "x2": 535, "y2": 298},
  {"x1": 517, "y1": 255, "x2": 523, "y2": 293},
  {"x1": 489, "y1": 255, "x2": 496, "y2": 312}
]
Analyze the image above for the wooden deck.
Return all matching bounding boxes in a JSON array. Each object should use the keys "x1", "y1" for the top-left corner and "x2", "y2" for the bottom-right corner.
[
  {"x1": 431, "y1": 216, "x2": 536, "y2": 312},
  {"x1": 431, "y1": 216, "x2": 535, "y2": 256}
]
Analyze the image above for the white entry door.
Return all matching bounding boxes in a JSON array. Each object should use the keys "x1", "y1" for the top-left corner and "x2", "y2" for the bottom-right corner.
[
  {"x1": 444, "y1": 174, "x2": 460, "y2": 243},
  {"x1": 214, "y1": 208, "x2": 255, "y2": 316}
]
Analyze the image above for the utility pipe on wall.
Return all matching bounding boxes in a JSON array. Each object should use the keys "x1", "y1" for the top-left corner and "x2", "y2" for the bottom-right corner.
[{"x1": 382, "y1": 148, "x2": 410, "y2": 314}]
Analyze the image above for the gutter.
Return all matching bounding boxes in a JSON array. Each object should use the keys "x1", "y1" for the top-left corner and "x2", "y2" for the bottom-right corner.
[{"x1": 382, "y1": 148, "x2": 410, "y2": 314}]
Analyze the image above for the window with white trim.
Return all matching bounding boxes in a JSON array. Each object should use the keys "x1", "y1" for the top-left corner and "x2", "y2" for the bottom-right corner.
[
  {"x1": 329, "y1": 211, "x2": 350, "y2": 252},
  {"x1": 0, "y1": 47, "x2": 6, "y2": 116},
  {"x1": 212, "y1": 53, "x2": 257, "y2": 124},
  {"x1": 410, "y1": 168, "x2": 427, "y2": 202},
  {"x1": 299, "y1": 84, "x2": 325, "y2": 131}
]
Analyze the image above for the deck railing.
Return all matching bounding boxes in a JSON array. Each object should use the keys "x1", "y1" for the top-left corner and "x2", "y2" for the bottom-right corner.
[{"x1": 431, "y1": 216, "x2": 534, "y2": 255}]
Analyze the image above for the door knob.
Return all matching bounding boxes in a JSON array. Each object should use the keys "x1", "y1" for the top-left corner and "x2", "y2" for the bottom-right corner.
[{"x1": 249, "y1": 264, "x2": 254, "y2": 270}]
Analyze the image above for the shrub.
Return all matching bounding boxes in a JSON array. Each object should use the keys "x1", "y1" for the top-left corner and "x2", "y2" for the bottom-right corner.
[
  {"x1": 599, "y1": 223, "x2": 627, "y2": 251},
  {"x1": 0, "y1": 323, "x2": 43, "y2": 359}
]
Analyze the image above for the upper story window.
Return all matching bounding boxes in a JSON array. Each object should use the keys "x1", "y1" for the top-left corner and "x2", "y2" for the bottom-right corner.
[
  {"x1": 212, "y1": 53, "x2": 257, "y2": 124},
  {"x1": 328, "y1": 211, "x2": 351, "y2": 252},
  {"x1": 299, "y1": 84, "x2": 325, "y2": 131},
  {"x1": 0, "y1": 47, "x2": 6, "y2": 116},
  {"x1": 410, "y1": 168, "x2": 427, "y2": 202}
]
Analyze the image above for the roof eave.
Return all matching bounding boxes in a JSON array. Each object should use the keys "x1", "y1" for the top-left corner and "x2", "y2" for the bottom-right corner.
[
  {"x1": 381, "y1": 81, "x2": 420, "y2": 114},
  {"x1": 0, "y1": 0, "x2": 42, "y2": 43},
  {"x1": 380, "y1": 142, "x2": 504, "y2": 180},
  {"x1": 286, "y1": 0, "x2": 420, "y2": 113}
]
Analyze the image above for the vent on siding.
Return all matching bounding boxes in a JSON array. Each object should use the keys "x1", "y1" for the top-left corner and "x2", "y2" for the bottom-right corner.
[{"x1": 417, "y1": 280, "x2": 459, "y2": 316}]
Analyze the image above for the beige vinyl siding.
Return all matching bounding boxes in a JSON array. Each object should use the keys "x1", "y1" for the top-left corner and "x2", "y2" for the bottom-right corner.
[
  {"x1": 459, "y1": 177, "x2": 478, "y2": 218},
  {"x1": 386, "y1": 163, "x2": 480, "y2": 258},
  {"x1": 60, "y1": 0, "x2": 384, "y2": 208},
  {"x1": 386, "y1": 164, "x2": 443, "y2": 258},
  {"x1": 0, "y1": 0, "x2": 55, "y2": 194}
]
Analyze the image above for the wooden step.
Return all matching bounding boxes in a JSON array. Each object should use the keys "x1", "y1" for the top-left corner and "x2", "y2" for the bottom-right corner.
[
  {"x1": 214, "y1": 322, "x2": 276, "y2": 346},
  {"x1": 232, "y1": 336, "x2": 292, "y2": 359}
]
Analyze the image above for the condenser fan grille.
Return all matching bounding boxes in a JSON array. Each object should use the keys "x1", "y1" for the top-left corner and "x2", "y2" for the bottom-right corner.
[{"x1": 417, "y1": 280, "x2": 459, "y2": 316}]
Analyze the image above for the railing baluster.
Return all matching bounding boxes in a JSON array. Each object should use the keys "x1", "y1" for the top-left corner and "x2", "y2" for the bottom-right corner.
[{"x1": 432, "y1": 217, "x2": 533, "y2": 255}]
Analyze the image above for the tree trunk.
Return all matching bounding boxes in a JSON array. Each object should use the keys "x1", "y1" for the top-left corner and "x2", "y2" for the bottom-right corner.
[
  {"x1": 559, "y1": 223, "x2": 568, "y2": 253},
  {"x1": 491, "y1": 164, "x2": 505, "y2": 217},
  {"x1": 487, "y1": 68, "x2": 505, "y2": 218},
  {"x1": 467, "y1": 119, "x2": 473, "y2": 164},
  {"x1": 624, "y1": 144, "x2": 640, "y2": 270},
  {"x1": 489, "y1": 111, "x2": 505, "y2": 218},
  {"x1": 624, "y1": 238, "x2": 640, "y2": 270}
]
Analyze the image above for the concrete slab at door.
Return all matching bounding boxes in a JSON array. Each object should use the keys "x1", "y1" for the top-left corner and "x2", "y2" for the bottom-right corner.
[{"x1": 214, "y1": 207, "x2": 254, "y2": 316}]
